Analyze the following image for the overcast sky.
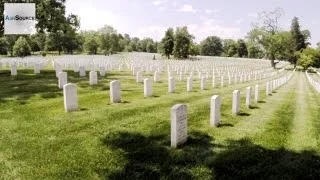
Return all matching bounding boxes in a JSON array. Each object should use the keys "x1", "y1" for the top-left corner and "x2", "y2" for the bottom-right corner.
[{"x1": 66, "y1": 0, "x2": 320, "y2": 46}]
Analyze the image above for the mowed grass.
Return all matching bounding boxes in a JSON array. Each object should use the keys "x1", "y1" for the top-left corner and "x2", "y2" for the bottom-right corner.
[{"x1": 0, "y1": 66, "x2": 320, "y2": 179}]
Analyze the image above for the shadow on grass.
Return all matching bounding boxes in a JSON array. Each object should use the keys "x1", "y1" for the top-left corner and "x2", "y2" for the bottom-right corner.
[
  {"x1": 102, "y1": 131, "x2": 216, "y2": 179},
  {"x1": 212, "y1": 139, "x2": 320, "y2": 179},
  {"x1": 249, "y1": 105, "x2": 260, "y2": 109},
  {"x1": 258, "y1": 100, "x2": 266, "y2": 103},
  {"x1": 0, "y1": 70, "x2": 62, "y2": 103},
  {"x1": 122, "y1": 89, "x2": 135, "y2": 92},
  {"x1": 218, "y1": 123, "x2": 234, "y2": 128},
  {"x1": 0, "y1": 69, "x2": 116, "y2": 104},
  {"x1": 41, "y1": 92, "x2": 63, "y2": 99},
  {"x1": 101, "y1": 133, "x2": 320, "y2": 179},
  {"x1": 239, "y1": 112, "x2": 251, "y2": 116}
]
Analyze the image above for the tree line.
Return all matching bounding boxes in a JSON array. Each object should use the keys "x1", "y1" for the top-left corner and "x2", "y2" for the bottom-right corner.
[{"x1": 0, "y1": 1, "x2": 319, "y2": 69}]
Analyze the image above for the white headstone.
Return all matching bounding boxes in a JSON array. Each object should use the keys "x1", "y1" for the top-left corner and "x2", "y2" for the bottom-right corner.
[
  {"x1": 246, "y1": 87, "x2": 252, "y2": 108},
  {"x1": 154, "y1": 71, "x2": 160, "y2": 82},
  {"x1": 34, "y1": 64, "x2": 40, "y2": 74},
  {"x1": 221, "y1": 76, "x2": 224, "y2": 87},
  {"x1": 187, "y1": 77, "x2": 193, "y2": 92},
  {"x1": 212, "y1": 76, "x2": 216, "y2": 88},
  {"x1": 136, "y1": 71, "x2": 143, "y2": 83},
  {"x1": 171, "y1": 104, "x2": 188, "y2": 148},
  {"x1": 110, "y1": 80, "x2": 121, "y2": 103},
  {"x1": 100, "y1": 67, "x2": 106, "y2": 76},
  {"x1": 144, "y1": 78, "x2": 152, "y2": 97},
  {"x1": 133, "y1": 67, "x2": 139, "y2": 76},
  {"x1": 266, "y1": 82, "x2": 271, "y2": 96},
  {"x1": 79, "y1": 66, "x2": 86, "y2": 77},
  {"x1": 55, "y1": 65, "x2": 62, "y2": 77},
  {"x1": 168, "y1": 77, "x2": 175, "y2": 93},
  {"x1": 63, "y1": 83, "x2": 78, "y2": 112},
  {"x1": 58, "y1": 72, "x2": 67, "y2": 89},
  {"x1": 90, "y1": 71, "x2": 98, "y2": 85},
  {"x1": 232, "y1": 90, "x2": 240, "y2": 115},
  {"x1": 255, "y1": 85, "x2": 260, "y2": 103},
  {"x1": 201, "y1": 77, "x2": 206, "y2": 90},
  {"x1": 179, "y1": 72, "x2": 184, "y2": 81},
  {"x1": 73, "y1": 64, "x2": 79, "y2": 72},
  {"x1": 10, "y1": 65, "x2": 17, "y2": 76},
  {"x1": 210, "y1": 95, "x2": 221, "y2": 127}
]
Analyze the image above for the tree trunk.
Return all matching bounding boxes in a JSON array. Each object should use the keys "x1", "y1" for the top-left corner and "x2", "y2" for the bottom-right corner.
[{"x1": 270, "y1": 53, "x2": 276, "y2": 69}]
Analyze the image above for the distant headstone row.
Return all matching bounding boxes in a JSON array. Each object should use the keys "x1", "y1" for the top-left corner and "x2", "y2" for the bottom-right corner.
[
  {"x1": 170, "y1": 70, "x2": 295, "y2": 148},
  {"x1": 306, "y1": 70, "x2": 320, "y2": 93}
]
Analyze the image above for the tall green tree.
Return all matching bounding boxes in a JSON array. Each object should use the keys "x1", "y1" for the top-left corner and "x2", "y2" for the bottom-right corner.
[
  {"x1": 0, "y1": 37, "x2": 8, "y2": 55},
  {"x1": 109, "y1": 33, "x2": 120, "y2": 54},
  {"x1": 160, "y1": 28, "x2": 175, "y2": 59},
  {"x1": 200, "y1": 36, "x2": 223, "y2": 56},
  {"x1": 29, "y1": 34, "x2": 41, "y2": 53},
  {"x1": 13, "y1": 37, "x2": 31, "y2": 57},
  {"x1": 62, "y1": 14, "x2": 81, "y2": 54},
  {"x1": 273, "y1": 31, "x2": 295, "y2": 62},
  {"x1": 247, "y1": 42, "x2": 264, "y2": 59},
  {"x1": 290, "y1": 17, "x2": 308, "y2": 66},
  {"x1": 296, "y1": 48, "x2": 320, "y2": 70},
  {"x1": 97, "y1": 25, "x2": 117, "y2": 34},
  {"x1": 223, "y1": 39, "x2": 237, "y2": 57},
  {"x1": 317, "y1": 42, "x2": 320, "y2": 51},
  {"x1": 189, "y1": 43, "x2": 200, "y2": 56},
  {"x1": 146, "y1": 41, "x2": 156, "y2": 53},
  {"x1": 45, "y1": 31, "x2": 64, "y2": 55},
  {"x1": 139, "y1": 38, "x2": 154, "y2": 52},
  {"x1": 237, "y1": 39, "x2": 248, "y2": 57},
  {"x1": 5, "y1": 35, "x2": 19, "y2": 56},
  {"x1": 130, "y1": 37, "x2": 140, "y2": 52},
  {"x1": 291, "y1": 17, "x2": 307, "y2": 51},
  {"x1": 33, "y1": 32, "x2": 47, "y2": 51},
  {"x1": 84, "y1": 36, "x2": 99, "y2": 54},
  {"x1": 99, "y1": 33, "x2": 111, "y2": 55},
  {"x1": 173, "y1": 26, "x2": 193, "y2": 59},
  {"x1": 249, "y1": 8, "x2": 284, "y2": 68}
]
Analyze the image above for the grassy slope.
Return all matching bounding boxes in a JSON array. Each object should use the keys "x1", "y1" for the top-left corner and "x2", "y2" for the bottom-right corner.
[{"x1": 0, "y1": 66, "x2": 320, "y2": 179}]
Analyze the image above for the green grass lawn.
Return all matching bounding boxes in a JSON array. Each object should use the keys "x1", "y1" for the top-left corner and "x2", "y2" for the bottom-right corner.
[{"x1": 0, "y1": 67, "x2": 320, "y2": 179}]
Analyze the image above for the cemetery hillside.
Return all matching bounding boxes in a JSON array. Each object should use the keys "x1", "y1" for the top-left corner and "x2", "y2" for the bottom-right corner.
[{"x1": 1, "y1": 0, "x2": 320, "y2": 179}]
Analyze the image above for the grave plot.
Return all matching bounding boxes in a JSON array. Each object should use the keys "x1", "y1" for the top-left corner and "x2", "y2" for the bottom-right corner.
[{"x1": 1, "y1": 53, "x2": 319, "y2": 179}]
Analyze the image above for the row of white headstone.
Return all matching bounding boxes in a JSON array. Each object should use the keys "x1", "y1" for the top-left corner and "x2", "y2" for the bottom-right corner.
[
  {"x1": 306, "y1": 70, "x2": 320, "y2": 93},
  {"x1": 57, "y1": 66, "x2": 285, "y2": 99},
  {"x1": 63, "y1": 80, "x2": 122, "y2": 112},
  {"x1": 62, "y1": 69, "x2": 295, "y2": 112},
  {"x1": 52, "y1": 54, "x2": 288, "y2": 80},
  {"x1": 171, "y1": 70, "x2": 295, "y2": 148},
  {"x1": 6, "y1": 63, "x2": 44, "y2": 76}
]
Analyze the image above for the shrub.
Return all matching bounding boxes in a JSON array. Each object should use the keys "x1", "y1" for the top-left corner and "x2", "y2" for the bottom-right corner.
[
  {"x1": 13, "y1": 37, "x2": 31, "y2": 57},
  {"x1": 41, "y1": 51, "x2": 47, "y2": 57}
]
